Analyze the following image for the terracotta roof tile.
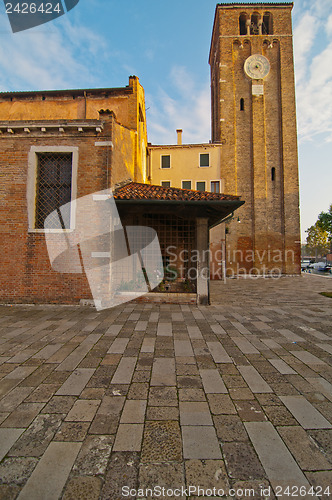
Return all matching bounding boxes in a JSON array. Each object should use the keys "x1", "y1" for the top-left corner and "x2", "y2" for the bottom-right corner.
[{"x1": 113, "y1": 182, "x2": 241, "y2": 202}]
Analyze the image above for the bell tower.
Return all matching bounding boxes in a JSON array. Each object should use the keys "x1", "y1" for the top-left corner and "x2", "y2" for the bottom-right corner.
[{"x1": 209, "y1": 3, "x2": 301, "y2": 275}]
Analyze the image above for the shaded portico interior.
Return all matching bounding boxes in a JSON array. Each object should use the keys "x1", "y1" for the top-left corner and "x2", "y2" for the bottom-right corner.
[{"x1": 114, "y1": 182, "x2": 244, "y2": 304}]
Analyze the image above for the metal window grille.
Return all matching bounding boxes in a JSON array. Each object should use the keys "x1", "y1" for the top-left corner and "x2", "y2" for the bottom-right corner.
[
  {"x1": 35, "y1": 153, "x2": 72, "y2": 229},
  {"x1": 122, "y1": 213, "x2": 197, "y2": 292}
]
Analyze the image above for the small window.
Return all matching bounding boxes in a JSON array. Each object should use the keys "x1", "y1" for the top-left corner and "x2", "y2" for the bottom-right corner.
[
  {"x1": 161, "y1": 181, "x2": 171, "y2": 188},
  {"x1": 271, "y1": 167, "x2": 276, "y2": 181},
  {"x1": 182, "y1": 181, "x2": 192, "y2": 190},
  {"x1": 199, "y1": 153, "x2": 210, "y2": 167},
  {"x1": 35, "y1": 153, "x2": 73, "y2": 229},
  {"x1": 240, "y1": 98, "x2": 245, "y2": 111},
  {"x1": 161, "y1": 155, "x2": 170, "y2": 169},
  {"x1": 196, "y1": 181, "x2": 206, "y2": 191},
  {"x1": 211, "y1": 181, "x2": 220, "y2": 193}
]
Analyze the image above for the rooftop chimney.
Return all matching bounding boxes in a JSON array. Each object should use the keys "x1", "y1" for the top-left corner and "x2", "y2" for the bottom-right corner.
[{"x1": 176, "y1": 129, "x2": 182, "y2": 145}]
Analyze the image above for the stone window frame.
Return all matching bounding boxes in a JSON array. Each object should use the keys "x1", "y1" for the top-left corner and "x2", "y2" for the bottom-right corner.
[
  {"x1": 199, "y1": 153, "x2": 210, "y2": 168},
  {"x1": 182, "y1": 180, "x2": 192, "y2": 190},
  {"x1": 210, "y1": 180, "x2": 221, "y2": 193},
  {"x1": 27, "y1": 145, "x2": 79, "y2": 233},
  {"x1": 196, "y1": 181, "x2": 206, "y2": 192}
]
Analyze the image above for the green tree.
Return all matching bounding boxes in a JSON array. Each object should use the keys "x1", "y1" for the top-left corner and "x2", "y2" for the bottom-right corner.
[
  {"x1": 317, "y1": 204, "x2": 332, "y2": 244},
  {"x1": 305, "y1": 221, "x2": 329, "y2": 257}
]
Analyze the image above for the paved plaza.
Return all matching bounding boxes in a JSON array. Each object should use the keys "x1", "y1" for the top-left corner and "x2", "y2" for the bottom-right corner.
[{"x1": 0, "y1": 274, "x2": 331, "y2": 499}]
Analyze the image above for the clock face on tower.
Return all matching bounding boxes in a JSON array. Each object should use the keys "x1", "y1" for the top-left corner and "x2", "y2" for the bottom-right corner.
[{"x1": 244, "y1": 55, "x2": 270, "y2": 80}]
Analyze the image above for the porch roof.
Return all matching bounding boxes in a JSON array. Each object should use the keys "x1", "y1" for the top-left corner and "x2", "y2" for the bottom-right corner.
[{"x1": 113, "y1": 182, "x2": 244, "y2": 228}]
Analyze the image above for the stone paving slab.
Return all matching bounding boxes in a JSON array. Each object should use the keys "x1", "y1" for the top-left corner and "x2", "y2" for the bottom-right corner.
[{"x1": 0, "y1": 275, "x2": 331, "y2": 499}]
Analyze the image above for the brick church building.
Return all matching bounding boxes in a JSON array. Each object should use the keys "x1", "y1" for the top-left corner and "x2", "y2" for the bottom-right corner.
[{"x1": 0, "y1": 2, "x2": 300, "y2": 307}]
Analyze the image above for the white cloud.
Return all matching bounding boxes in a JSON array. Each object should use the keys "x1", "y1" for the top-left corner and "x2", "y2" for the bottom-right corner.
[
  {"x1": 147, "y1": 69, "x2": 210, "y2": 145},
  {"x1": 0, "y1": 15, "x2": 106, "y2": 91},
  {"x1": 293, "y1": 0, "x2": 332, "y2": 143}
]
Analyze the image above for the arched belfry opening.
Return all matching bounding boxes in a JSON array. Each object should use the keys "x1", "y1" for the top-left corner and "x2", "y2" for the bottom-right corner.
[
  {"x1": 250, "y1": 13, "x2": 261, "y2": 35},
  {"x1": 263, "y1": 12, "x2": 273, "y2": 35},
  {"x1": 239, "y1": 13, "x2": 248, "y2": 35}
]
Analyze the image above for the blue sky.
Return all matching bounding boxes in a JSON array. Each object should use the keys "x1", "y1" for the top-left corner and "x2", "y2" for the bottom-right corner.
[{"x1": 0, "y1": 0, "x2": 331, "y2": 242}]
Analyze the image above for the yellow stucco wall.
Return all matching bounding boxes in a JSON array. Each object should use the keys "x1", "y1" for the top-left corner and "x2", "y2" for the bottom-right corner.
[{"x1": 149, "y1": 143, "x2": 223, "y2": 191}]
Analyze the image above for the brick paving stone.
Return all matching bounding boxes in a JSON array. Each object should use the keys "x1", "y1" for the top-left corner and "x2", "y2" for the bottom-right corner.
[
  {"x1": 199, "y1": 369, "x2": 228, "y2": 394},
  {"x1": 228, "y1": 388, "x2": 255, "y2": 400},
  {"x1": 113, "y1": 424, "x2": 144, "y2": 452},
  {"x1": 277, "y1": 329, "x2": 305, "y2": 343},
  {"x1": 177, "y1": 375, "x2": 202, "y2": 388},
  {"x1": 307, "y1": 430, "x2": 332, "y2": 463},
  {"x1": 178, "y1": 388, "x2": 207, "y2": 402},
  {"x1": 89, "y1": 395, "x2": 125, "y2": 435},
  {"x1": 148, "y1": 386, "x2": 178, "y2": 406},
  {"x1": 151, "y1": 358, "x2": 176, "y2": 386},
  {"x1": 0, "y1": 387, "x2": 34, "y2": 413},
  {"x1": 245, "y1": 422, "x2": 310, "y2": 489},
  {"x1": 5, "y1": 366, "x2": 37, "y2": 380},
  {"x1": 237, "y1": 366, "x2": 273, "y2": 394},
  {"x1": 42, "y1": 395, "x2": 76, "y2": 414},
  {"x1": 62, "y1": 477, "x2": 102, "y2": 500},
  {"x1": 262, "y1": 406, "x2": 297, "y2": 426},
  {"x1": 235, "y1": 401, "x2": 267, "y2": 422},
  {"x1": 120, "y1": 400, "x2": 147, "y2": 424},
  {"x1": 105, "y1": 325, "x2": 122, "y2": 336},
  {"x1": 305, "y1": 471, "x2": 332, "y2": 499},
  {"x1": 182, "y1": 426, "x2": 222, "y2": 459},
  {"x1": 111, "y1": 358, "x2": 137, "y2": 385},
  {"x1": 0, "y1": 457, "x2": 38, "y2": 487},
  {"x1": 231, "y1": 337, "x2": 259, "y2": 355},
  {"x1": 146, "y1": 406, "x2": 179, "y2": 421},
  {"x1": 8, "y1": 414, "x2": 64, "y2": 457},
  {"x1": 277, "y1": 426, "x2": 332, "y2": 471},
  {"x1": 222, "y1": 442, "x2": 267, "y2": 481},
  {"x1": 207, "y1": 394, "x2": 237, "y2": 415},
  {"x1": 280, "y1": 396, "x2": 332, "y2": 429},
  {"x1": 1, "y1": 402, "x2": 45, "y2": 428},
  {"x1": 16, "y1": 442, "x2": 81, "y2": 500},
  {"x1": 290, "y1": 350, "x2": 326, "y2": 366},
  {"x1": 54, "y1": 422, "x2": 90, "y2": 441},
  {"x1": 72, "y1": 435, "x2": 114, "y2": 475},
  {"x1": 100, "y1": 452, "x2": 140, "y2": 500},
  {"x1": 107, "y1": 338, "x2": 129, "y2": 354},
  {"x1": 268, "y1": 359, "x2": 297, "y2": 375},
  {"x1": 56, "y1": 369, "x2": 95, "y2": 396},
  {"x1": 174, "y1": 340, "x2": 194, "y2": 357},
  {"x1": 65, "y1": 400, "x2": 100, "y2": 422},
  {"x1": 139, "y1": 463, "x2": 186, "y2": 500},
  {"x1": 0, "y1": 428, "x2": 25, "y2": 461},
  {"x1": 187, "y1": 326, "x2": 203, "y2": 339},
  {"x1": 179, "y1": 402, "x2": 213, "y2": 426},
  {"x1": 140, "y1": 338, "x2": 155, "y2": 353},
  {"x1": 141, "y1": 421, "x2": 182, "y2": 462},
  {"x1": 157, "y1": 323, "x2": 172, "y2": 336},
  {"x1": 213, "y1": 415, "x2": 249, "y2": 442},
  {"x1": 207, "y1": 342, "x2": 232, "y2": 363},
  {"x1": 185, "y1": 459, "x2": 229, "y2": 491}
]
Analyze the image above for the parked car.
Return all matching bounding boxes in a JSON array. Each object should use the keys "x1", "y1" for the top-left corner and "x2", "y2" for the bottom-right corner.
[{"x1": 301, "y1": 259, "x2": 313, "y2": 271}]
